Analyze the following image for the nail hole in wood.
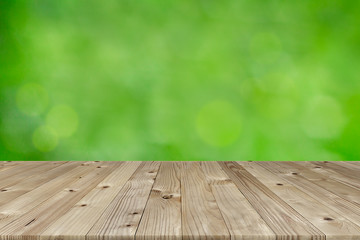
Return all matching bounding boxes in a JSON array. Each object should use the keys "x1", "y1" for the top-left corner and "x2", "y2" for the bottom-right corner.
[
  {"x1": 81, "y1": 204, "x2": 87, "y2": 207},
  {"x1": 0, "y1": 189, "x2": 7, "y2": 192},
  {"x1": 323, "y1": 217, "x2": 334, "y2": 221},
  {"x1": 97, "y1": 166, "x2": 101, "y2": 168},
  {"x1": 276, "y1": 183, "x2": 283, "y2": 186},
  {"x1": 292, "y1": 172, "x2": 298, "y2": 175},
  {"x1": 103, "y1": 186, "x2": 110, "y2": 189},
  {"x1": 132, "y1": 212, "x2": 138, "y2": 215},
  {"x1": 315, "y1": 166, "x2": 321, "y2": 169},
  {"x1": 69, "y1": 189, "x2": 76, "y2": 192},
  {"x1": 126, "y1": 224, "x2": 131, "y2": 227}
]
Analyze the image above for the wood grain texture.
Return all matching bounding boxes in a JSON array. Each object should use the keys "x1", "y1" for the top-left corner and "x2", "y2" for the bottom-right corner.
[
  {"x1": 136, "y1": 162, "x2": 181, "y2": 240},
  {"x1": 0, "y1": 162, "x2": 78, "y2": 206},
  {"x1": 241, "y1": 162, "x2": 360, "y2": 240},
  {"x1": 87, "y1": 161, "x2": 160, "y2": 240},
  {"x1": 201, "y1": 162, "x2": 275, "y2": 240},
  {"x1": 301, "y1": 161, "x2": 360, "y2": 190},
  {"x1": 219, "y1": 161, "x2": 325, "y2": 240},
  {"x1": 281, "y1": 162, "x2": 360, "y2": 206},
  {"x1": 0, "y1": 162, "x2": 117, "y2": 239},
  {"x1": 257, "y1": 162, "x2": 360, "y2": 227},
  {"x1": 0, "y1": 161, "x2": 359, "y2": 240},
  {"x1": 41, "y1": 162, "x2": 141, "y2": 240},
  {"x1": 181, "y1": 162, "x2": 229, "y2": 240}
]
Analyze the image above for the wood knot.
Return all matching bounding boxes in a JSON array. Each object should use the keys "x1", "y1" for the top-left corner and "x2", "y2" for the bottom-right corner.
[
  {"x1": 162, "y1": 194, "x2": 173, "y2": 200},
  {"x1": 80, "y1": 204, "x2": 87, "y2": 207},
  {"x1": 102, "y1": 186, "x2": 110, "y2": 189},
  {"x1": 323, "y1": 217, "x2": 334, "y2": 221},
  {"x1": 132, "y1": 212, "x2": 138, "y2": 215},
  {"x1": 69, "y1": 189, "x2": 76, "y2": 192},
  {"x1": 97, "y1": 166, "x2": 102, "y2": 168},
  {"x1": 0, "y1": 189, "x2": 8, "y2": 192},
  {"x1": 276, "y1": 183, "x2": 283, "y2": 186},
  {"x1": 126, "y1": 224, "x2": 131, "y2": 227},
  {"x1": 291, "y1": 172, "x2": 298, "y2": 175}
]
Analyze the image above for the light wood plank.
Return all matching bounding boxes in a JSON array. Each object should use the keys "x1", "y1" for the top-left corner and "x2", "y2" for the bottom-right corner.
[
  {"x1": 41, "y1": 162, "x2": 141, "y2": 240},
  {"x1": 286, "y1": 162, "x2": 360, "y2": 206},
  {"x1": 0, "y1": 162, "x2": 61, "y2": 190},
  {"x1": 257, "y1": 162, "x2": 360, "y2": 228},
  {"x1": 136, "y1": 162, "x2": 181, "y2": 240},
  {"x1": 241, "y1": 162, "x2": 360, "y2": 240},
  {"x1": 220, "y1": 161, "x2": 325, "y2": 239},
  {"x1": 0, "y1": 162, "x2": 119, "y2": 239},
  {"x1": 0, "y1": 161, "x2": 359, "y2": 240},
  {"x1": 0, "y1": 162, "x2": 79, "y2": 206},
  {"x1": 306, "y1": 162, "x2": 360, "y2": 190},
  {"x1": 0, "y1": 162, "x2": 22, "y2": 173},
  {"x1": 181, "y1": 162, "x2": 230, "y2": 240},
  {"x1": 331, "y1": 161, "x2": 360, "y2": 172},
  {"x1": 87, "y1": 162, "x2": 160, "y2": 240},
  {"x1": 0, "y1": 161, "x2": 102, "y2": 230},
  {"x1": 201, "y1": 162, "x2": 275, "y2": 240}
]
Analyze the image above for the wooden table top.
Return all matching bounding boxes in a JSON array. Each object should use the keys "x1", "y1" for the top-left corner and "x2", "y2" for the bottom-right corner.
[{"x1": 0, "y1": 161, "x2": 359, "y2": 240}]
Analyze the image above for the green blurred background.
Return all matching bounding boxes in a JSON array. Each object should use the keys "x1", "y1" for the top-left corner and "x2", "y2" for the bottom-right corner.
[{"x1": 1, "y1": 0, "x2": 360, "y2": 161}]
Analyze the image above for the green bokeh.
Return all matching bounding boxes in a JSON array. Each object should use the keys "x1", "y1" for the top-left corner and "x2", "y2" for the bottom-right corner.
[{"x1": 1, "y1": 0, "x2": 360, "y2": 160}]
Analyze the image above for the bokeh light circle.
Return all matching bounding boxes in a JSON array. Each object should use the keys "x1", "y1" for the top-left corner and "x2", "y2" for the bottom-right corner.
[
  {"x1": 301, "y1": 96, "x2": 346, "y2": 139},
  {"x1": 32, "y1": 126, "x2": 58, "y2": 152},
  {"x1": 16, "y1": 83, "x2": 49, "y2": 116},
  {"x1": 46, "y1": 105, "x2": 79, "y2": 138},
  {"x1": 196, "y1": 100, "x2": 242, "y2": 147}
]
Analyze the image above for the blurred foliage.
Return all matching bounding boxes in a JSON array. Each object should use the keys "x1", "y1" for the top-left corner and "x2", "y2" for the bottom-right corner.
[{"x1": 1, "y1": 0, "x2": 360, "y2": 160}]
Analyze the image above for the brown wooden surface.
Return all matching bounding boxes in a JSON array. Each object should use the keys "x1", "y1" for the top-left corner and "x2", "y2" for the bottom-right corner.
[{"x1": 0, "y1": 161, "x2": 359, "y2": 240}]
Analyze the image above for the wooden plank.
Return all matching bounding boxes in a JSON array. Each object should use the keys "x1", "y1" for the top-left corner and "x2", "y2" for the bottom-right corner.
[
  {"x1": 0, "y1": 161, "x2": 102, "y2": 230},
  {"x1": 136, "y1": 162, "x2": 181, "y2": 240},
  {"x1": 0, "y1": 162, "x2": 79, "y2": 206},
  {"x1": 0, "y1": 162, "x2": 61, "y2": 189},
  {"x1": 331, "y1": 161, "x2": 360, "y2": 172},
  {"x1": 87, "y1": 162, "x2": 160, "y2": 240},
  {"x1": 201, "y1": 162, "x2": 275, "y2": 240},
  {"x1": 0, "y1": 162, "x2": 22, "y2": 173},
  {"x1": 181, "y1": 162, "x2": 230, "y2": 240},
  {"x1": 306, "y1": 162, "x2": 360, "y2": 190},
  {"x1": 0, "y1": 162, "x2": 119, "y2": 239},
  {"x1": 285, "y1": 162, "x2": 360, "y2": 206},
  {"x1": 219, "y1": 161, "x2": 324, "y2": 239},
  {"x1": 41, "y1": 162, "x2": 141, "y2": 240},
  {"x1": 241, "y1": 162, "x2": 360, "y2": 240},
  {"x1": 0, "y1": 161, "x2": 359, "y2": 240},
  {"x1": 256, "y1": 162, "x2": 360, "y2": 228}
]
